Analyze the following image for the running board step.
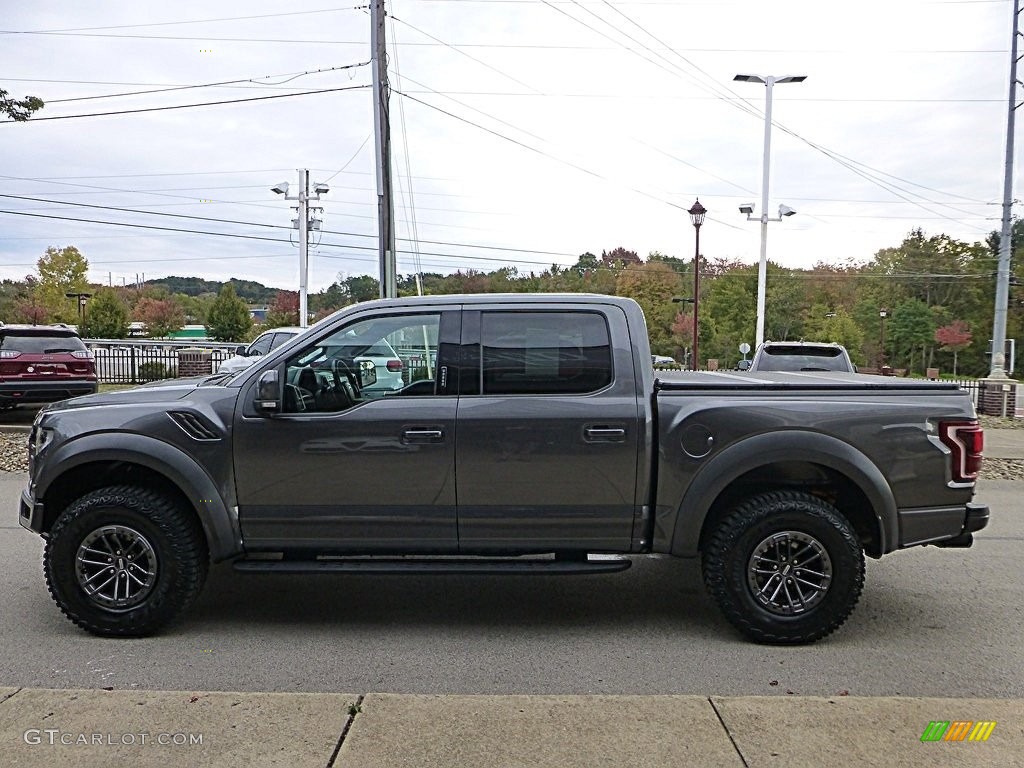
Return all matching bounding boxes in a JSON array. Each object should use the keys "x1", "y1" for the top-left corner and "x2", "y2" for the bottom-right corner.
[{"x1": 233, "y1": 556, "x2": 631, "y2": 575}]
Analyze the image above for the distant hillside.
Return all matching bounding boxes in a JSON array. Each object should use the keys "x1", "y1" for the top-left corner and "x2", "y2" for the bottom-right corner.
[{"x1": 146, "y1": 276, "x2": 280, "y2": 303}]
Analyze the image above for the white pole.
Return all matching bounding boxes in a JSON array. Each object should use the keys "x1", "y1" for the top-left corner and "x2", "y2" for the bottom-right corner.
[
  {"x1": 755, "y1": 77, "x2": 775, "y2": 347},
  {"x1": 298, "y1": 169, "x2": 309, "y2": 328},
  {"x1": 989, "y1": 0, "x2": 1020, "y2": 377}
]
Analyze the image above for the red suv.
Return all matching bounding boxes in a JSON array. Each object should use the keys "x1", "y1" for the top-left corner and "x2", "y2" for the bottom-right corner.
[{"x1": 0, "y1": 324, "x2": 98, "y2": 409}]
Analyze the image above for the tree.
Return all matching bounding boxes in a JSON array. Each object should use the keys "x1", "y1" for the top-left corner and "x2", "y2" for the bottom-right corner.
[
  {"x1": 934, "y1": 320, "x2": 972, "y2": 376},
  {"x1": 339, "y1": 274, "x2": 380, "y2": 303},
  {"x1": 671, "y1": 311, "x2": 694, "y2": 363},
  {"x1": 888, "y1": 299, "x2": 935, "y2": 373},
  {"x1": 1, "y1": 87, "x2": 44, "y2": 121},
  {"x1": 801, "y1": 306, "x2": 866, "y2": 365},
  {"x1": 205, "y1": 284, "x2": 252, "y2": 342},
  {"x1": 601, "y1": 247, "x2": 642, "y2": 268},
  {"x1": 135, "y1": 296, "x2": 185, "y2": 339},
  {"x1": 35, "y1": 246, "x2": 90, "y2": 322},
  {"x1": 80, "y1": 289, "x2": 129, "y2": 339},
  {"x1": 264, "y1": 290, "x2": 299, "y2": 327},
  {"x1": 614, "y1": 261, "x2": 683, "y2": 353}
]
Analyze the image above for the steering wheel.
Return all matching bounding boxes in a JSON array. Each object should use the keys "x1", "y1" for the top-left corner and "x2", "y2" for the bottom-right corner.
[{"x1": 331, "y1": 358, "x2": 361, "y2": 398}]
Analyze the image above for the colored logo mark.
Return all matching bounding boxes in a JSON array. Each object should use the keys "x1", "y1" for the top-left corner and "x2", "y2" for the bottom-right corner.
[{"x1": 920, "y1": 721, "x2": 996, "y2": 742}]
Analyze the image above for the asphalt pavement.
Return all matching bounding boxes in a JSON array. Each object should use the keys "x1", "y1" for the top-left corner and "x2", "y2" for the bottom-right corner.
[{"x1": 2, "y1": 444, "x2": 1021, "y2": 767}]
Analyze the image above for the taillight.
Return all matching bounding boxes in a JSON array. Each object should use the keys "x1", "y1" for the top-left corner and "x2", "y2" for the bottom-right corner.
[
  {"x1": 939, "y1": 420, "x2": 984, "y2": 483},
  {"x1": 0, "y1": 350, "x2": 20, "y2": 359},
  {"x1": 71, "y1": 350, "x2": 93, "y2": 360},
  {"x1": 386, "y1": 359, "x2": 403, "y2": 372}
]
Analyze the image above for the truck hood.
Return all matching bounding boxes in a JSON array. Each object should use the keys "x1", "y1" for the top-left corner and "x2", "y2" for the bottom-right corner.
[{"x1": 41, "y1": 376, "x2": 218, "y2": 412}]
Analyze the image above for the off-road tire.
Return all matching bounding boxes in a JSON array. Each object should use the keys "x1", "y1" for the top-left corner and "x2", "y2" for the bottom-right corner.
[
  {"x1": 44, "y1": 486, "x2": 208, "y2": 637},
  {"x1": 702, "y1": 490, "x2": 864, "y2": 645}
]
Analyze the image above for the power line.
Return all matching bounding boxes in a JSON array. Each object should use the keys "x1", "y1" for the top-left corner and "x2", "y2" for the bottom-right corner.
[
  {"x1": 0, "y1": 6, "x2": 367, "y2": 34},
  {"x1": 573, "y1": 1, "x2": 994, "y2": 219},
  {"x1": 46, "y1": 62, "x2": 370, "y2": 104},
  {"x1": 0, "y1": 84, "x2": 370, "y2": 123}
]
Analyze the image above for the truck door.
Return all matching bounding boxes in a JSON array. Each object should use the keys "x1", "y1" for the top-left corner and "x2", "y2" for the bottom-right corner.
[
  {"x1": 455, "y1": 305, "x2": 640, "y2": 553},
  {"x1": 233, "y1": 308, "x2": 462, "y2": 554}
]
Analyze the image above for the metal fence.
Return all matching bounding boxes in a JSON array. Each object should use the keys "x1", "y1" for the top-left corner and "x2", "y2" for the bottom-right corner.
[
  {"x1": 88, "y1": 339, "x2": 436, "y2": 387},
  {"x1": 88, "y1": 340, "x2": 239, "y2": 384}
]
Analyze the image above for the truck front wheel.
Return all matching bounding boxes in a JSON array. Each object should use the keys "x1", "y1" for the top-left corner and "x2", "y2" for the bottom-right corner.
[
  {"x1": 702, "y1": 491, "x2": 864, "y2": 644},
  {"x1": 43, "y1": 486, "x2": 208, "y2": 637}
]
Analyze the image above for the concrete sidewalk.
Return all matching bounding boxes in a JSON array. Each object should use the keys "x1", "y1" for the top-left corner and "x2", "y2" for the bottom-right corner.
[
  {"x1": 983, "y1": 428, "x2": 1024, "y2": 459},
  {"x1": 0, "y1": 688, "x2": 1020, "y2": 768}
]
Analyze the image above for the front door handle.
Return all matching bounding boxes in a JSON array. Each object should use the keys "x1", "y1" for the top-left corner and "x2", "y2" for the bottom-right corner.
[
  {"x1": 402, "y1": 427, "x2": 444, "y2": 444},
  {"x1": 584, "y1": 426, "x2": 627, "y2": 443}
]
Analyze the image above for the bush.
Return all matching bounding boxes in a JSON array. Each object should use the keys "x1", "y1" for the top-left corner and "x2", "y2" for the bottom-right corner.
[{"x1": 137, "y1": 361, "x2": 176, "y2": 382}]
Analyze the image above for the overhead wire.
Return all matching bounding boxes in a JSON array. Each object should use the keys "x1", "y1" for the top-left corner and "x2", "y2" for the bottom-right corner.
[
  {"x1": 591, "y1": 0, "x2": 994, "y2": 215},
  {"x1": 0, "y1": 83, "x2": 371, "y2": 123},
  {"x1": 45, "y1": 62, "x2": 371, "y2": 104}
]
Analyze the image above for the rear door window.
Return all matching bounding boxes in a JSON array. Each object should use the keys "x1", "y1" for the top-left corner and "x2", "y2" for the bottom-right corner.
[{"x1": 479, "y1": 311, "x2": 612, "y2": 395}]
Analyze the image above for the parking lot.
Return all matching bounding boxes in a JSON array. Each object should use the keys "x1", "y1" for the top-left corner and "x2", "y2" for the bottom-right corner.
[{"x1": 1, "y1": 469, "x2": 1021, "y2": 698}]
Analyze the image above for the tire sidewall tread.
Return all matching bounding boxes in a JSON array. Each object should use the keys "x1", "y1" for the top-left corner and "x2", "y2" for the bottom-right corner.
[
  {"x1": 43, "y1": 485, "x2": 208, "y2": 637},
  {"x1": 702, "y1": 490, "x2": 865, "y2": 645}
]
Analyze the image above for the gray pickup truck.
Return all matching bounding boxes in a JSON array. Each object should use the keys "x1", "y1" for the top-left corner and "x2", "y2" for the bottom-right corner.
[{"x1": 19, "y1": 294, "x2": 988, "y2": 644}]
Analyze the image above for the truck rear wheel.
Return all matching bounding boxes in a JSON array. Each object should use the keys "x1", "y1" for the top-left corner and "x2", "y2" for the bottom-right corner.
[
  {"x1": 43, "y1": 486, "x2": 208, "y2": 637},
  {"x1": 702, "y1": 491, "x2": 864, "y2": 644}
]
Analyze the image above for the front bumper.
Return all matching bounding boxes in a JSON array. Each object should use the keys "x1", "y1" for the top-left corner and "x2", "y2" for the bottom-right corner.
[
  {"x1": 19, "y1": 486, "x2": 44, "y2": 534},
  {"x1": 897, "y1": 501, "x2": 990, "y2": 549}
]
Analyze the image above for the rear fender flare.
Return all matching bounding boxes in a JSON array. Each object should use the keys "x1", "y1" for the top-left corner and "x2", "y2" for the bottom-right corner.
[{"x1": 669, "y1": 431, "x2": 897, "y2": 557}]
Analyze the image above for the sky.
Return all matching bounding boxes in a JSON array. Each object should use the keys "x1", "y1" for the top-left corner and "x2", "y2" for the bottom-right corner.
[{"x1": 0, "y1": 0, "x2": 1017, "y2": 293}]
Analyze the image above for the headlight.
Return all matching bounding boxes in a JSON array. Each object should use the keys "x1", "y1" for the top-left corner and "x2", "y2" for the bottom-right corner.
[{"x1": 29, "y1": 426, "x2": 53, "y2": 459}]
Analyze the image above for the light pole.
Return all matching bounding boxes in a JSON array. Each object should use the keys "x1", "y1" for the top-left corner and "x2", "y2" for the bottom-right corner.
[
  {"x1": 687, "y1": 199, "x2": 706, "y2": 371},
  {"x1": 271, "y1": 172, "x2": 329, "y2": 328},
  {"x1": 879, "y1": 308, "x2": 888, "y2": 372},
  {"x1": 734, "y1": 73, "x2": 806, "y2": 347},
  {"x1": 64, "y1": 291, "x2": 92, "y2": 324}
]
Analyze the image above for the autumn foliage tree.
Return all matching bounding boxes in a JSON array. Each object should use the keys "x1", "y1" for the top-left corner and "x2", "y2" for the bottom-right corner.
[
  {"x1": 264, "y1": 290, "x2": 299, "y2": 328},
  {"x1": 934, "y1": 320, "x2": 972, "y2": 376},
  {"x1": 135, "y1": 296, "x2": 185, "y2": 339}
]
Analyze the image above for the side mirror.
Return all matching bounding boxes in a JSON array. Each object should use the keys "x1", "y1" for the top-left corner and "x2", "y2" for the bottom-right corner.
[
  {"x1": 255, "y1": 369, "x2": 280, "y2": 411},
  {"x1": 235, "y1": 345, "x2": 248, "y2": 356},
  {"x1": 358, "y1": 359, "x2": 377, "y2": 389}
]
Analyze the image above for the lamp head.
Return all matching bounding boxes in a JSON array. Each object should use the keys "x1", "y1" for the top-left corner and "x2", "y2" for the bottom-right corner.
[
  {"x1": 313, "y1": 182, "x2": 329, "y2": 195},
  {"x1": 687, "y1": 198, "x2": 706, "y2": 227},
  {"x1": 778, "y1": 204, "x2": 797, "y2": 217},
  {"x1": 271, "y1": 181, "x2": 290, "y2": 195},
  {"x1": 739, "y1": 203, "x2": 755, "y2": 215}
]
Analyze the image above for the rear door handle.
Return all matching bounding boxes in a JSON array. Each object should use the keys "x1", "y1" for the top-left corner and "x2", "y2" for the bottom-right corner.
[
  {"x1": 402, "y1": 427, "x2": 444, "y2": 444},
  {"x1": 584, "y1": 426, "x2": 627, "y2": 443}
]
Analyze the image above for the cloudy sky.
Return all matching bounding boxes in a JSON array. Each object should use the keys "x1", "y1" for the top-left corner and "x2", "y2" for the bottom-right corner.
[{"x1": 0, "y1": 0, "x2": 1016, "y2": 292}]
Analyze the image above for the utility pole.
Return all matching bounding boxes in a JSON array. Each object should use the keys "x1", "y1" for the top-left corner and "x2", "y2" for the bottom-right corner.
[
  {"x1": 371, "y1": 0, "x2": 397, "y2": 299},
  {"x1": 990, "y1": 0, "x2": 1021, "y2": 379},
  {"x1": 298, "y1": 169, "x2": 310, "y2": 327},
  {"x1": 982, "y1": 0, "x2": 1021, "y2": 415},
  {"x1": 270, "y1": 171, "x2": 328, "y2": 328}
]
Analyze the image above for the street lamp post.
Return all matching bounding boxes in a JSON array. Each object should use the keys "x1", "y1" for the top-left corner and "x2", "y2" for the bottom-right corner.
[
  {"x1": 64, "y1": 291, "x2": 92, "y2": 324},
  {"x1": 687, "y1": 199, "x2": 707, "y2": 371},
  {"x1": 734, "y1": 73, "x2": 806, "y2": 347},
  {"x1": 879, "y1": 308, "x2": 888, "y2": 372}
]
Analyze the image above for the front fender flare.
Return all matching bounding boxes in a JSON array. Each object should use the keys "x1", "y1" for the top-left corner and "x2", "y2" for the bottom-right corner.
[
  {"x1": 36, "y1": 432, "x2": 242, "y2": 562},
  {"x1": 668, "y1": 430, "x2": 898, "y2": 557}
]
